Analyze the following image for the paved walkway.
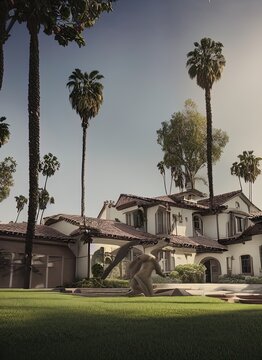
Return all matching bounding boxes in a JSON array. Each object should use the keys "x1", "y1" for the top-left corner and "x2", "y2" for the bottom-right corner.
[{"x1": 68, "y1": 283, "x2": 262, "y2": 302}]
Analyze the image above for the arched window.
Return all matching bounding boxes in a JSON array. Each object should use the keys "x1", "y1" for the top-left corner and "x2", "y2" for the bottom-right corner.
[
  {"x1": 193, "y1": 215, "x2": 203, "y2": 235},
  {"x1": 241, "y1": 255, "x2": 253, "y2": 275}
]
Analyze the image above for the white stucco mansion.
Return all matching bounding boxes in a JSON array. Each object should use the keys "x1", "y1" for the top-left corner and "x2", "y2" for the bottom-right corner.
[
  {"x1": 94, "y1": 189, "x2": 262, "y2": 282},
  {"x1": 1, "y1": 189, "x2": 262, "y2": 287},
  {"x1": 44, "y1": 189, "x2": 262, "y2": 283}
]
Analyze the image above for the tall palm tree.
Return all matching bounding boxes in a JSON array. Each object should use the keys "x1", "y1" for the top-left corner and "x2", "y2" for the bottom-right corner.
[
  {"x1": 0, "y1": 116, "x2": 10, "y2": 147},
  {"x1": 157, "y1": 161, "x2": 168, "y2": 195},
  {"x1": 38, "y1": 153, "x2": 60, "y2": 191},
  {"x1": 230, "y1": 161, "x2": 243, "y2": 191},
  {"x1": 231, "y1": 151, "x2": 262, "y2": 201},
  {"x1": 37, "y1": 153, "x2": 60, "y2": 222},
  {"x1": 37, "y1": 188, "x2": 55, "y2": 224},
  {"x1": 67, "y1": 69, "x2": 104, "y2": 217},
  {"x1": 14, "y1": 195, "x2": 28, "y2": 223},
  {"x1": 186, "y1": 38, "x2": 226, "y2": 209},
  {"x1": 1, "y1": 1, "x2": 113, "y2": 289},
  {"x1": 67, "y1": 68, "x2": 104, "y2": 279}
]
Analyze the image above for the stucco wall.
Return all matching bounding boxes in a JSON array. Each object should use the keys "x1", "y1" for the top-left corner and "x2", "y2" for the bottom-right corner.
[
  {"x1": 0, "y1": 237, "x2": 75, "y2": 288},
  {"x1": 226, "y1": 236, "x2": 262, "y2": 276}
]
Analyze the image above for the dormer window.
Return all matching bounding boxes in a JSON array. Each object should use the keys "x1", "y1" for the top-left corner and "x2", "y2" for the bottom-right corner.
[
  {"x1": 235, "y1": 216, "x2": 244, "y2": 233},
  {"x1": 125, "y1": 209, "x2": 144, "y2": 229},
  {"x1": 155, "y1": 207, "x2": 171, "y2": 234},
  {"x1": 193, "y1": 215, "x2": 203, "y2": 236}
]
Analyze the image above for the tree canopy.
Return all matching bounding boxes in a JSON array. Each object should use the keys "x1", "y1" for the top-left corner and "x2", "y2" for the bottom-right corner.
[
  {"x1": 0, "y1": 157, "x2": 17, "y2": 203},
  {"x1": 231, "y1": 150, "x2": 262, "y2": 201},
  {"x1": 157, "y1": 99, "x2": 229, "y2": 191}
]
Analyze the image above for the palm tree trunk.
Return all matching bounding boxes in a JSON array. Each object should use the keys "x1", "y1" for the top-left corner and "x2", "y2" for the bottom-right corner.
[
  {"x1": 205, "y1": 87, "x2": 214, "y2": 209},
  {"x1": 24, "y1": 20, "x2": 40, "y2": 289},
  {"x1": 238, "y1": 176, "x2": 242, "y2": 191},
  {"x1": 0, "y1": 20, "x2": 5, "y2": 91},
  {"x1": 81, "y1": 122, "x2": 88, "y2": 217},
  {"x1": 15, "y1": 210, "x2": 21, "y2": 223}
]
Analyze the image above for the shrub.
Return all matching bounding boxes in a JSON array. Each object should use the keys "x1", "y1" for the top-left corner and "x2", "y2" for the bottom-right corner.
[
  {"x1": 69, "y1": 278, "x2": 129, "y2": 288},
  {"x1": 91, "y1": 263, "x2": 104, "y2": 278},
  {"x1": 218, "y1": 274, "x2": 262, "y2": 284},
  {"x1": 173, "y1": 264, "x2": 206, "y2": 283},
  {"x1": 152, "y1": 274, "x2": 181, "y2": 284},
  {"x1": 218, "y1": 274, "x2": 246, "y2": 283}
]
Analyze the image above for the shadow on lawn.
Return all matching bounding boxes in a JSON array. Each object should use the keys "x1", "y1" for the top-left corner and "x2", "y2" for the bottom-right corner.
[{"x1": 1, "y1": 297, "x2": 262, "y2": 360}]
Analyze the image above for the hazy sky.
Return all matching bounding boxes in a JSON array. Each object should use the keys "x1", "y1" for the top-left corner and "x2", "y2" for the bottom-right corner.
[{"x1": 1, "y1": 0, "x2": 262, "y2": 223}]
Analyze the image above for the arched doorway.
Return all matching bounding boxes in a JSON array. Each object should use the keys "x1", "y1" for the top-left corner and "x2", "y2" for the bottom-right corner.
[{"x1": 201, "y1": 258, "x2": 221, "y2": 283}]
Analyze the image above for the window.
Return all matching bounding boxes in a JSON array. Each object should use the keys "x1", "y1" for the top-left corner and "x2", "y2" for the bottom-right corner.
[
  {"x1": 226, "y1": 256, "x2": 232, "y2": 275},
  {"x1": 235, "y1": 216, "x2": 244, "y2": 233},
  {"x1": 241, "y1": 255, "x2": 252, "y2": 274},
  {"x1": 155, "y1": 207, "x2": 171, "y2": 234},
  {"x1": 259, "y1": 246, "x2": 262, "y2": 269},
  {"x1": 228, "y1": 214, "x2": 248, "y2": 236},
  {"x1": 193, "y1": 215, "x2": 203, "y2": 235},
  {"x1": 125, "y1": 209, "x2": 145, "y2": 229}
]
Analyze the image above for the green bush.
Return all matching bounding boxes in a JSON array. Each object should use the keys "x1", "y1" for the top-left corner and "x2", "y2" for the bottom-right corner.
[
  {"x1": 218, "y1": 274, "x2": 245, "y2": 283},
  {"x1": 71, "y1": 278, "x2": 129, "y2": 288},
  {"x1": 172, "y1": 264, "x2": 206, "y2": 283},
  {"x1": 152, "y1": 275, "x2": 181, "y2": 284},
  {"x1": 218, "y1": 274, "x2": 262, "y2": 284},
  {"x1": 91, "y1": 263, "x2": 104, "y2": 278}
]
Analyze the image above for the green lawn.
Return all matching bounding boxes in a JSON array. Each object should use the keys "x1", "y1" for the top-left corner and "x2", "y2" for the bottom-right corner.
[{"x1": 0, "y1": 291, "x2": 262, "y2": 360}]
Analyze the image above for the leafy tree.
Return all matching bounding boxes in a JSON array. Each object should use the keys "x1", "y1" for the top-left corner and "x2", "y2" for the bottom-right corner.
[
  {"x1": 15, "y1": 195, "x2": 28, "y2": 223},
  {"x1": 231, "y1": 151, "x2": 262, "y2": 201},
  {"x1": 0, "y1": 157, "x2": 16, "y2": 203},
  {"x1": 157, "y1": 100, "x2": 228, "y2": 193},
  {"x1": 187, "y1": 38, "x2": 226, "y2": 208},
  {"x1": 2, "y1": 0, "x2": 113, "y2": 288},
  {"x1": 67, "y1": 68, "x2": 104, "y2": 279},
  {"x1": 0, "y1": 116, "x2": 10, "y2": 147}
]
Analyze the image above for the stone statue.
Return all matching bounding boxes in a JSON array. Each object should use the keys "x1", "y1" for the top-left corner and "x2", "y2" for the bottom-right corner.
[{"x1": 127, "y1": 254, "x2": 165, "y2": 297}]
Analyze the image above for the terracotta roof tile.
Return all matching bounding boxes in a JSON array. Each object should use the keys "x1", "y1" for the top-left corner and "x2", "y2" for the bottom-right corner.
[
  {"x1": 45, "y1": 214, "x2": 158, "y2": 243},
  {"x1": 166, "y1": 234, "x2": 227, "y2": 252},
  {"x1": 115, "y1": 194, "x2": 208, "y2": 211},
  {"x1": 198, "y1": 190, "x2": 242, "y2": 207},
  {"x1": 0, "y1": 223, "x2": 71, "y2": 241}
]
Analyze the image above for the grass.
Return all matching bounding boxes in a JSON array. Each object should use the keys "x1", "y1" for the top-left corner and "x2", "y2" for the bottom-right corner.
[{"x1": 0, "y1": 290, "x2": 262, "y2": 360}]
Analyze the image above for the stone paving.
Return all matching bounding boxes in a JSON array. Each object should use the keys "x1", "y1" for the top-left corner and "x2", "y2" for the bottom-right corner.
[{"x1": 67, "y1": 283, "x2": 262, "y2": 303}]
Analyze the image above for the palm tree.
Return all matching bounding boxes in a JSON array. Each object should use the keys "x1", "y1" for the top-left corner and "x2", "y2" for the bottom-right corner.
[
  {"x1": 38, "y1": 153, "x2": 60, "y2": 191},
  {"x1": 67, "y1": 69, "x2": 104, "y2": 279},
  {"x1": 14, "y1": 195, "x2": 28, "y2": 223},
  {"x1": 0, "y1": 116, "x2": 10, "y2": 147},
  {"x1": 37, "y1": 153, "x2": 60, "y2": 222},
  {"x1": 67, "y1": 69, "x2": 104, "y2": 216},
  {"x1": 230, "y1": 161, "x2": 243, "y2": 191},
  {"x1": 37, "y1": 188, "x2": 55, "y2": 224},
  {"x1": 157, "y1": 161, "x2": 168, "y2": 195},
  {"x1": 1, "y1": 1, "x2": 113, "y2": 289},
  {"x1": 231, "y1": 151, "x2": 262, "y2": 201},
  {"x1": 186, "y1": 38, "x2": 226, "y2": 209}
]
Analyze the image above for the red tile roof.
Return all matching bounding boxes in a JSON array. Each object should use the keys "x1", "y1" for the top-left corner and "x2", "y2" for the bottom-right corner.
[
  {"x1": 0, "y1": 223, "x2": 71, "y2": 241},
  {"x1": 115, "y1": 193, "x2": 208, "y2": 211},
  {"x1": 218, "y1": 221, "x2": 262, "y2": 245},
  {"x1": 198, "y1": 190, "x2": 243, "y2": 207},
  {"x1": 45, "y1": 214, "x2": 158, "y2": 243},
  {"x1": 166, "y1": 234, "x2": 227, "y2": 252}
]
